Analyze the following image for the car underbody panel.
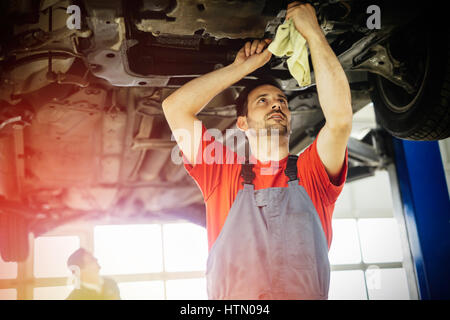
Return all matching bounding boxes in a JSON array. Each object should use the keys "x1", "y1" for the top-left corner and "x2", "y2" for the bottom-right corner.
[{"x1": 0, "y1": 0, "x2": 424, "y2": 260}]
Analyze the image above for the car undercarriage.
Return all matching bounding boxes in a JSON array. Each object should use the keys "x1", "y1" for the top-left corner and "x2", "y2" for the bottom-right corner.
[{"x1": 0, "y1": 0, "x2": 448, "y2": 261}]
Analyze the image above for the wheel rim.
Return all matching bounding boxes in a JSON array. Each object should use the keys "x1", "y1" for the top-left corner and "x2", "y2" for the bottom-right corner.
[{"x1": 377, "y1": 35, "x2": 430, "y2": 114}]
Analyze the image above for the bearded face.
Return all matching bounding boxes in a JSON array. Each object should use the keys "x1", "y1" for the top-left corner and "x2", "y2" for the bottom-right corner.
[{"x1": 243, "y1": 85, "x2": 291, "y2": 138}]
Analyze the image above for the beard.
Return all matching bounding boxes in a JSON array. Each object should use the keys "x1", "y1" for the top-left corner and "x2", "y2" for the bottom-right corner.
[
  {"x1": 264, "y1": 120, "x2": 289, "y2": 136},
  {"x1": 246, "y1": 112, "x2": 290, "y2": 137}
]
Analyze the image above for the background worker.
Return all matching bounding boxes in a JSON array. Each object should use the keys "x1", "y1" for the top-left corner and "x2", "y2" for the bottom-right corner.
[{"x1": 66, "y1": 248, "x2": 121, "y2": 300}]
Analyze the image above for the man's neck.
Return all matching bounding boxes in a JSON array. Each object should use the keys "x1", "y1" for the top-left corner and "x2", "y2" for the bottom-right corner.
[
  {"x1": 248, "y1": 134, "x2": 289, "y2": 162},
  {"x1": 80, "y1": 274, "x2": 102, "y2": 288}
]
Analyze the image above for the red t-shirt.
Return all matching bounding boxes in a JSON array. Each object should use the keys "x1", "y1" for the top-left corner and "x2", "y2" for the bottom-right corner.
[{"x1": 183, "y1": 125, "x2": 348, "y2": 251}]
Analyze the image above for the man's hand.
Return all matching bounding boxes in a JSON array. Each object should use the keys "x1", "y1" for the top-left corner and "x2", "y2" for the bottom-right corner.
[
  {"x1": 163, "y1": 40, "x2": 269, "y2": 165},
  {"x1": 286, "y1": 2, "x2": 323, "y2": 42},
  {"x1": 232, "y1": 39, "x2": 272, "y2": 73}
]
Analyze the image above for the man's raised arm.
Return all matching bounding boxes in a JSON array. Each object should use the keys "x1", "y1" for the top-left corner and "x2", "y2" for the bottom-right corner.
[
  {"x1": 287, "y1": 2, "x2": 353, "y2": 183},
  {"x1": 162, "y1": 39, "x2": 272, "y2": 165}
]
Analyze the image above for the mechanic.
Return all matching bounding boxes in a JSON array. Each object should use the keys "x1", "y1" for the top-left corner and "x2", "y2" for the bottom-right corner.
[{"x1": 162, "y1": 2, "x2": 352, "y2": 299}]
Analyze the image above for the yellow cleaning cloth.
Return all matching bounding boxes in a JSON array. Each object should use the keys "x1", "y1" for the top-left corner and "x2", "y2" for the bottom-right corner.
[{"x1": 268, "y1": 19, "x2": 311, "y2": 86}]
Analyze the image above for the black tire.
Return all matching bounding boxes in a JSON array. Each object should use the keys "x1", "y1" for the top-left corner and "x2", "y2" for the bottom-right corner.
[{"x1": 369, "y1": 14, "x2": 450, "y2": 141}]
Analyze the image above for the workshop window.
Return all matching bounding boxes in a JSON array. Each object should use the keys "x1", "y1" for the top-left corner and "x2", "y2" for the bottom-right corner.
[
  {"x1": 329, "y1": 270, "x2": 367, "y2": 300},
  {"x1": 328, "y1": 167, "x2": 412, "y2": 300},
  {"x1": 329, "y1": 216, "x2": 409, "y2": 300},
  {"x1": 329, "y1": 219, "x2": 362, "y2": 265},
  {"x1": 366, "y1": 268, "x2": 410, "y2": 300},
  {"x1": 92, "y1": 223, "x2": 208, "y2": 300},
  {"x1": 0, "y1": 289, "x2": 17, "y2": 300},
  {"x1": 34, "y1": 236, "x2": 80, "y2": 278},
  {"x1": 358, "y1": 218, "x2": 403, "y2": 263},
  {"x1": 162, "y1": 223, "x2": 208, "y2": 272},
  {"x1": 33, "y1": 285, "x2": 74, "y2": 300},
  {"x1": 94, "y1": 224, "x2": 164, "y2": 275},
  {"x1": 166, "y1": 278, "x2": 207, "y2": 300},
  {"x1": 118, "y1": 281, "x2": 165, "y2": 300}
]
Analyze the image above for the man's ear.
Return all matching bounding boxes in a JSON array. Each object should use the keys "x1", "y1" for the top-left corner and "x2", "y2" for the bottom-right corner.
[{"x1": 236, "y1": 116, "x2": 248, "y2": 131}]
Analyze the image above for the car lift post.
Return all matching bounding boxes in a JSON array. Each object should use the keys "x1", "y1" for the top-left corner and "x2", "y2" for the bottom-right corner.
[{"x1": 392, "y1": 138, "x2": 450, "y2": 299}]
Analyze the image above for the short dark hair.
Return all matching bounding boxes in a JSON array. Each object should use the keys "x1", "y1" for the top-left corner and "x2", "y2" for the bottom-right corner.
[
  {"x1": 235, "y1": 76, "x2": 283, "y2": 117},
  {"x1": 67, "y1": 248, "x2": 90, "y2": 270}
]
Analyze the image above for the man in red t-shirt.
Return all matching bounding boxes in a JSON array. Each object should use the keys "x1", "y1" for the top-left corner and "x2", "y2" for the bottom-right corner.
[{"x1": 163, "y1": 2, "x2": 352, "y2": 300}]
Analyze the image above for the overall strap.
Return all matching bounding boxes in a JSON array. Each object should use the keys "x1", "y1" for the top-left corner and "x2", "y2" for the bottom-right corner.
[
  {"x1": 241, "y1": 161, "x2": 256, "y2": 185},
  {"x1": 284, "y1": 154, "x2": 299, "y2": 181}
]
